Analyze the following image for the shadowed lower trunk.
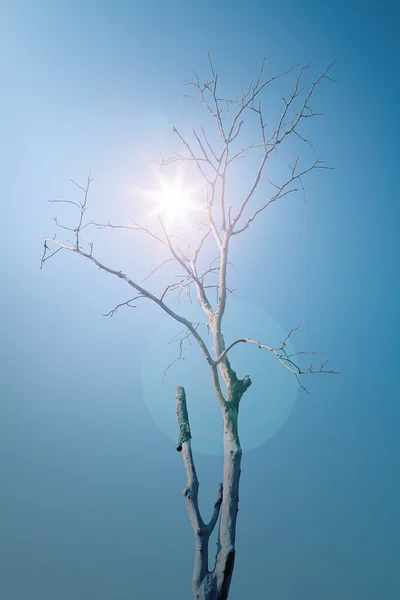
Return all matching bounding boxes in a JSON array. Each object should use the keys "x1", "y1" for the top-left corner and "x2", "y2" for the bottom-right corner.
[{"x1": 176, "y1": 386, "x2": 246, "y2": 600}]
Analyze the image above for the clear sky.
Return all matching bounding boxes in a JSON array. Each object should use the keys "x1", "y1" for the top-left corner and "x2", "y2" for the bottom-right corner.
[{"x1": 1, "y1": 0, "x2": 399, "y2": 598}]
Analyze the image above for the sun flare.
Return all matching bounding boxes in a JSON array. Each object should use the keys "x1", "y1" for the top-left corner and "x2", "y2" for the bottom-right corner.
[
  {"x1": 155, "y1": 180, "x2": 190, "y2": 223},
  {"x1": 143, "y1": 173, "x2": 200, "y2": 228}
]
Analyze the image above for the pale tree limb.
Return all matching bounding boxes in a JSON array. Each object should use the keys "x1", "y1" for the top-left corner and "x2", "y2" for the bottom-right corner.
[
  {"x1": 176, "y1": 387, "x2": 223, "y2": 597},
  {"x1": 158, "y1": 217, "x2": 210, "y2": 302},
  {"x1": 229, "y1": 61, "x2": 332, "y2": 230},
  {"x1": 162, "y1": 327, "x2": 194, "y2": 383},
  {"x1": 102, "y1": 297, "x2": 140, "y2": 317},
  {"x1": 231, "y1": 156, "x2": 332, "y2": 236},
  {"x1": 41, "y1": 172, "x2": 227, "y2": 409},
  {"x1": 41, "y1": 234, "x2": 216, "y2": 365},
  {"x1": 142, "y1": 258, "x2": 176, "y2": 283},
  {"x1": 90, "y1": 219, "x2": 168, "y2": 247},
  {"x1": 214, "y1": 327, "x2": 342, "y2": 394},
  {"x1": 40, "y1": 182, "x2": 214, "y2": 372},
  {"x1": 182, "y1": 58, "x2": 335, "y2": 239}
]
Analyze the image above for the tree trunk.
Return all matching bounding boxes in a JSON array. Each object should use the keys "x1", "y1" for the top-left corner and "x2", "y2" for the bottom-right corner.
[
  {"x1": 211, "y1": 407, "x2": 241, "y2": 599},
  {"x1": 191, "y1": 432, "x2": 240, "y2": 599},
  {"x1": 177, "y1": 376, "x2": 248, "y2": 599}
]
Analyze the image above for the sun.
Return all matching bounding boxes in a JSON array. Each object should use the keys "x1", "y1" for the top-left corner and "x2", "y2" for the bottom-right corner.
[
  {"x1": 156, "y1": 179, "x2": 193, "y2": 223},
  {"x1": 144, "y1": 173, "x2": 200, "y2": 228}
]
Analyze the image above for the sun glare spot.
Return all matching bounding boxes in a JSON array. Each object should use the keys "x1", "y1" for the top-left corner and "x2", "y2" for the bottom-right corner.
[
  {"x1": 156, "y1": 180, "x2": 193, "y2": 224},
  {"x1": 141, "y1": 172, "x2": 201, "y2": 229}
]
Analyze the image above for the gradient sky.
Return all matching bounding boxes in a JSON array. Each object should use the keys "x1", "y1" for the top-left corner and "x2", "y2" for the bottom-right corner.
[{"x1": 1, "y1": 1, "x2": 399, "y2": 599}]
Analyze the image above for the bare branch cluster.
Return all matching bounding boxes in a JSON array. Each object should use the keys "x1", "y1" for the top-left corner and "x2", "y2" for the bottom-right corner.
[
  {"x1": 156, "y1": 55, "x2": 335, "y2": 242},
  {"x1": 214, "y1": 326, "x2": 342, "y2": 394},
  {"x1": 162, "y1": 323, "x2": 208, "y2": 383},
  {"x1": 40, "y1": 56, "x2": 338, "y2": 398}
]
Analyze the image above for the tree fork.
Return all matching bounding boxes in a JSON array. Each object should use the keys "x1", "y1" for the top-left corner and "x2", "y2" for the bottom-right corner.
[{"x1": 176, "y1": 382, "x2": 250, "y2": 599}]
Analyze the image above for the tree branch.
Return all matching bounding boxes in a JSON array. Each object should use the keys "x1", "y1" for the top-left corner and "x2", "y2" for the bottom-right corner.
[
  {"x1": 214, "y1": 328, "x2": 342, "y2": 393},
  {"x1": 102, "y1": 297, "x2": 140, "y2": 317},
  {"x1": 172, "y1": 127, "x2": 214, "y2": 185},
  {"x1": 158, "y1": 215, "x2": 214, "y2": 318},
  {"x1": 231, "y1": 156, "x2": 331, "y2": 235},
  {"x1": 41, "y1": 234, "x2": 215, "y2": 366},
  {"x1": 176, "y1": 386, "x2": 223, "y2": 587},
  {"x1": 91, "y1": 219, "x2": 167, "y2": 247}
]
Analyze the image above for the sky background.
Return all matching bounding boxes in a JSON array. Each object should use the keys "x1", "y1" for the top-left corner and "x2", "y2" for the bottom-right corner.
[{"x1": 1, "y1": 0, "x2": 399, "y2": 598}]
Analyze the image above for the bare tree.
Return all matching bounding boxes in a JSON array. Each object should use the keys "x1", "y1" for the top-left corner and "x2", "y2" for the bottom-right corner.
[{"x1": 41, "y1": 55, "x2": 339, "y2": 600}]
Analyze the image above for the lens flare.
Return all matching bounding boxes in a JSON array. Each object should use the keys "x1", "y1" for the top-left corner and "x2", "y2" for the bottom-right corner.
[
  {"x1": 157, "y1": 179, "x2": 196, "y2": 224},
  {"x1": 144, "y1": 173, "x2": 200, "y2": 228}
]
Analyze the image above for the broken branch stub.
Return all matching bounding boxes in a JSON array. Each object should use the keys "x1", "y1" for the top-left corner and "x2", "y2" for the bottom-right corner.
[{"x1": 176, "y1": 386, "x2": 192, "y2": 451}]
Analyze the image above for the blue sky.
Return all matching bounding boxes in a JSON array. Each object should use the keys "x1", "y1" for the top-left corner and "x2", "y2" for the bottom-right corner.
[{"x1": 1, "y1": 1, "x2": 399, "y2": 598}]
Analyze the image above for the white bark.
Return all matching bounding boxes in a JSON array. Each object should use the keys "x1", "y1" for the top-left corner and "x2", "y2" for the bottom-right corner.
[{"x1": 177, "y1": 374, "x2": 250, "y2": 600}]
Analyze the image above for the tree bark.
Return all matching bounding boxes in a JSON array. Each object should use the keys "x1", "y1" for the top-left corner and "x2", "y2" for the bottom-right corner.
[{"x1": 177, "y1": 385, "x2": 247, "y2": 600}]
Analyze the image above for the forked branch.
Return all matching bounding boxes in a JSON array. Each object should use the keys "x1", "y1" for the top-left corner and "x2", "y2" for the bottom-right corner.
[
  {"x1": 214, "y1": 327, "x2": 342, "y2": 393},
  {"x1": 176, "y1": 387, "x2": 223, "y2": 587}
]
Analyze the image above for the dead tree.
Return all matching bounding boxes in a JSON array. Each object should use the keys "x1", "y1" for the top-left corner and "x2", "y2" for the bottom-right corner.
[{"x1": 41, "y1": 55, "x2": 339, "y2": 599}]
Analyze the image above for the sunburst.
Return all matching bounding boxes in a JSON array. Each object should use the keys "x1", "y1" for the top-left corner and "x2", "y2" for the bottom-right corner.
[{"x1": 142, "y1": 172, "x2": 201, "y2": 228}]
